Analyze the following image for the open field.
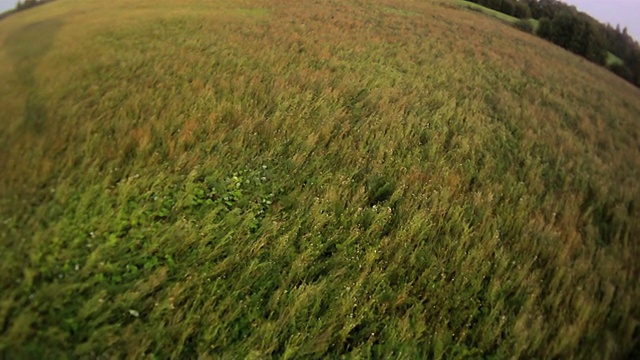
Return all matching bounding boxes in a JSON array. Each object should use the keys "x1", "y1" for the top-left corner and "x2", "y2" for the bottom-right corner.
[
  {"x1": 455, "y1": 0, "x2": 539, "y2": 29},
  {"x1": 455, "y1": 0, "x2": 625, "y2": 67},
  {"x1": 607, "y1": 52, "x2": 625, "y2": 66},
  {"x1": 455, "y1": 0, "x2": 521, "y2": 23},
  {"x1": 1, "y1": 0, "x2": 639, "y2": 357}
]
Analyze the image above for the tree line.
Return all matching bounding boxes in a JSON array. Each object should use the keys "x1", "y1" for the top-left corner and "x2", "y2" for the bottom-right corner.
[
  {"x1": 14, "y1": 0, "x2": 54, "y2": 12},
  {"x1": 468, "y1": 0, "x2": 640, "y2": 88},
  {"x1": 467, "y1": 0, "x2": 531, "y2": 20},
  {"x1": 0, "y1": 1, "x2": 55, "y2": 21}
]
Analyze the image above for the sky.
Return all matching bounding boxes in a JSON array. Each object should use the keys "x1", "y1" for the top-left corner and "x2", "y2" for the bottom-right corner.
[
  {"x1": 0, "y1": 0, "x2": 15, "y2": 13},
  {"x1": 0, "y1": 0, "x2": 638, "y2": 41},
  {"x1": 562, "y1": 0, "x2": 640, "y2": 42}
]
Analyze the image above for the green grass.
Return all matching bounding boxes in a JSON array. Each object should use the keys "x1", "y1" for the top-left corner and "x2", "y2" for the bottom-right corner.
[
  {"x1": 607, "y1": 51, "x2": 624, "y2": 66},
  {"x1": 455, "y1": 1, "x2": 624, "y2": 68},
  {"x1": 1, "y1": 0, "x2": 640, "y2": 358},
  {"x1": 455, "y1": 0, "x2": 519, "y2": 22},
  {"x1": 456, "y1": 0, "x2": 539, "y2": 30}
]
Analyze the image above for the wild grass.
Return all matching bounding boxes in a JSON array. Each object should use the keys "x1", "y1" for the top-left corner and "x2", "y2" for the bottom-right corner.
[
  {"x1": 1, "y1": 0, "x2": 639, "y2": 358},
  {"x1": 455, "y1": 0, "x2": 539, "y2": 30},
  {"x1": 607, "y1": 51, "x2": 625, "y2": 66},
  {"x1": 455, "y1": 0, "x2": 625, "y2": 67}
]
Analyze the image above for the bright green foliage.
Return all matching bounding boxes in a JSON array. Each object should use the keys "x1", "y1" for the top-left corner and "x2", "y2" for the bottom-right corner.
[
  {"x1": 607, "y1": 52, "x2": 624, "y2": 66},
  {"x1": 1, "y1": 0, "x2": 639, "y2": 358}
]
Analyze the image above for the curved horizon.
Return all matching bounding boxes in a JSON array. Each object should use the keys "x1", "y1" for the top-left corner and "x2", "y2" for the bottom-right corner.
[{"x1": 0, "y1": 0, "x2": 637, "y2": 42}]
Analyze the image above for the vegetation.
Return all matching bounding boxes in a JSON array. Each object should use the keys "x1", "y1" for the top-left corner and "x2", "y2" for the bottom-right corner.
[
  {"x1": 14, "y1": 0, "x2": 52, "y2": 12},
  {"x1": 459, "y1": 0, "x2": 640, "y2": 87},
  {"x1": 1, "y1": 0, "x2": 640, "y2": 358},
  {"x1": 527, "y1": 0, "x2": 640, "y2": 85},
  {"x1": 456, "y1": 1, "x2": 538, "y2": 32},
  {"x1": 513, "y1": 19, "x2": 534, "y2": 34},
  {"x1": 0, "y1": 0, "x2": 54, "y2": 20},
  {"x1": 544, "y1": 11, "x2": 607, "y2": 65},
  {"x1": 457, "y1": 0, "x2": 522, "y2": 23},
  {"x1": 465, "y1": 0, "x2": 531, "y2": 19}
]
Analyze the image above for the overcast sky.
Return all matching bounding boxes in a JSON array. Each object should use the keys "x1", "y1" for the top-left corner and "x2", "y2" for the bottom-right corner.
[
  {"x1": 562, "y1": 0, "x2": 640, "y2": 42},
  {"x1": 0, "y1": 0, "x2": 638, "y2": 41},
  {"x1": 0, "y1": 0, "x2": 16, "y2": 13}
]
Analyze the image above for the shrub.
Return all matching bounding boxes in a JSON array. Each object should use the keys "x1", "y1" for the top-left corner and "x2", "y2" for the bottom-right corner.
[
  {"x1": 513, "y1": 19, "x2": 534, "y2": 33},
  {"x1": 537, "y1": 17, "x2": 552, "y2": 39}
]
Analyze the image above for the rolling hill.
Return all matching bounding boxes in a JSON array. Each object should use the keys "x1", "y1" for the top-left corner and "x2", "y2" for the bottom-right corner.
[{"x1": 1, "y1": 0, "x2": 639, "y2": 357}]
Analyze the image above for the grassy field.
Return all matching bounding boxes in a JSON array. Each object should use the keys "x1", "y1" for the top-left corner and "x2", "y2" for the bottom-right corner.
[
  {"x1": 607, "y1": 52, "x2": 625, "y2": 66},
  {"x1": 455, "y1": 0, "x2": 625, "y2": 67},
  {"x1": 1, "y1": 0, "x2": 640, "y2": 357},
  {"x1": 455, "y1": 0, "x2": 539, "y2": 30}
]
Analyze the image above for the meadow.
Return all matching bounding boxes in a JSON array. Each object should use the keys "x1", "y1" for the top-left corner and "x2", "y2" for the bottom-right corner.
[
  {"x1": 1, "y1": 0, "x2": 639, "y2": 358},
  {"x1": 455, "y1": 0, "x2": 625, "y2": 67},
  {"x1": 455, "y1": 0, "x2": 538, "y2": 29}
]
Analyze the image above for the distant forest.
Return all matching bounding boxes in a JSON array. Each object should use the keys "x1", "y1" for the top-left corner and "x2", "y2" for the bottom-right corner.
[{"x1": 467, "y1": 0, "x2": 640, "y2": 88}]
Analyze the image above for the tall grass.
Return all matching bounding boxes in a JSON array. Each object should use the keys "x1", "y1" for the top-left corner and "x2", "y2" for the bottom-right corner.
[{"x1": 1, "y1": 0, "x2": 639, "y2": 357}]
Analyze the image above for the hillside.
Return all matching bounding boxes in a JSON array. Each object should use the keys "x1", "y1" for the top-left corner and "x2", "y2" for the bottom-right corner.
[{"x1": 1, "y1": 0, "x2": 639, "y2": 357}]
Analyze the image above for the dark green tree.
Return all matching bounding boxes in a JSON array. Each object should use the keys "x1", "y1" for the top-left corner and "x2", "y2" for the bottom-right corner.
[
  {"x1": 549, "y1": 11, "x2": 576, "y2": 49},
  {"x1": 500, "y1": 0, "x2": 515, "y2": 17},
  {"x1": 537, "y1": 17, "x2": 552, "y2": 39},
  {"x1": 513, "y1": 2, "x2": 532, "y2": 19}
]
